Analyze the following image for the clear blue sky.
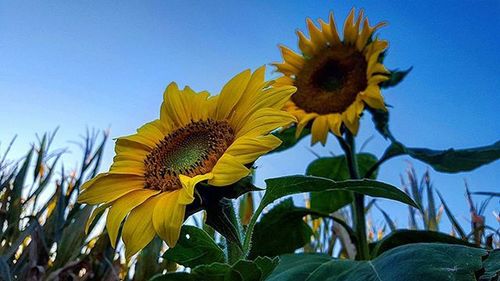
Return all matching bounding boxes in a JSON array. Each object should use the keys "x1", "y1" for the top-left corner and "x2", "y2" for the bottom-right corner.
[{"x1": 1, "y1": 1, "x2": 499, "y2": 232}]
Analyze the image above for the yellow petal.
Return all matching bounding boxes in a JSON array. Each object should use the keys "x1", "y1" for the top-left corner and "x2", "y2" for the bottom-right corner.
[
  {"x1": 278, "y1": 45, "x2": 305, "y2": 69},
  {"x1": 178, "y1": 173, "x2": 213, "y2": 205},
  {"x1": 161, "y1": 82, "x2": 191, "y2": 128},
  {"x1": 78, "y1": 174, "x2": 144, "y2": 205},
  {"x1": 353, "y1": 9, "x2": 364, "y2": 43},
  {"x1": 361, "y1": 85, "x2": 386, "y2": 110},
  {"x1": 80, "y1": 173, "x2": 106, "y2": 191},
  {"x1": 109, "y1": 160, "x2": 144, "y2": 176},
  {"x1": 122, "y1": 195, "x2": 161, "y2": 259},
  {"x1": 327, "y1": 113, "x2": 342, "y2": 136},
  {"x1": 327, "y1": 11, "x2": 341, "y2": 45},
  {"x1": 368, "y1": 62, "x2": 390, "y2": 76},
  {"x1": 113, "y1": 149, "x2": 148, "y2": 163},
  {"x1": 152, "y1": 191, "x2": 186, "y2": 247},
  {"x1": 114, "y1": 138, "x2": 151, "y2": 157},
  {"x1": 85, "y1": 203, "x2": 111, "y2": 234},
  {"x1": 137, "y1": 119, "x2": 166, "y2": 142},
  {"x1": 236, "y1": 108, "x2": 296, "y2": 138},
  {"x1": 272, "y1": 62, "x2": 299, "y2": 76},
  {"x1": 226, "y1": 135, "x2": 282, "y2": 164},
  {"x1": 343, "y1": 8, "x2": 356, "y2": 44},
  {"x1": 296, "y1": 30, "x2": 315, "y2": 57},
  {"x1": 306, "y1": 18, "x2": 326, "y2": 47},
  {"x1": 274, "y1": 76, "x2": 294, "y2": 87},
  {"x1": 231, "y1": 86, "x2": 296, "y2": 131},
  {"x1": 188, "y1": 89, "x2": 212, "y2": 121},
  {"x1": 215, "y1": 69, "x2": 252, "y2": 120},
  {"x1": 208, "y1": 153, "x2": 250, "y2": 186},
  {"x1": 368, "y1": 74, "x2": 390, "y2": 85},
  {"x1": 118, "y1": 133, "x2": 157, "y2": 150},
  {"x1": 295, "y1": 113, "x2": 318, "y2": 138},
  {"x1": 106, "y1": 189, "x2": 159, "y2": 248},
  {"x1": 356, "y1": 18, "x2": 372, "y2": 51},
  {"x1": 342, "y1": 101, "x2": 364, "y2": 135},
  {"x1": 311, "y1": 115, "x2": 329, "y2": 145},
  {"x1": 364, "y1": 40, "x2": 388, "y2": 62}
]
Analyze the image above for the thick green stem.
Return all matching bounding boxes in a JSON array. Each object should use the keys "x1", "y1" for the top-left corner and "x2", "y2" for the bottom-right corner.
[
  {"x1": 225, "y1": 202, "x2": 244, "y2": 264},
  {"x1": 343, "y1": 131, "x2": 369, "y2": 260}
]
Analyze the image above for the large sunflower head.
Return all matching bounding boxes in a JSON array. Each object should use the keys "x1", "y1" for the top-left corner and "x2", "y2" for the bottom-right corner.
[
  {"x1": 273, "y1": 8, "x2": 390, "y2": 145},
  {"x1": 77, "y1": 67, "x2": 296, "y2": 258}
]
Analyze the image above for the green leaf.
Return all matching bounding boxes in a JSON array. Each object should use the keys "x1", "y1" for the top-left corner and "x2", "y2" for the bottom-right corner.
[
  {"x1": 306, "y1": 154, "x2": 378, "y2": 213},
  {"x1": 52, "y1": 205, "x2": 93, "y2": 268},
  {"x1": 228, "y1": 260, "x2": 262, "y2": 281},
  {"x1": 370, "y1": 230, "x2": 474, "y2": 257},
  {"x1": 7, "y1": 148, "x2": 33, "y2": 238},
  {"x1": 135, "y1": 237, "x2": 163, "y2": 281},
  {"x1": 150, "y1": 258, "x2": 278, "y2": 281},
  {"x1": 380, "y1": 67, "x2": 412, "y2": 89},
  {"x1": 253, "y1": 256, "x2": 279, "y2": 280},
  {"x1": 163, "y1": 225, "x2": 225, "y2": 268},
  {"x1": 383, "y1": 141, "x2": 500, "y2": 173},
  {"x1": 267, "y1": 243, "x2": 487, "y2": 281},
  {"x1": 480, "y1": 249, "x2": 500, "y2": 281},
  {"x1": 375, "y1": 204, "x2": 396, "y2": 232},
  {"x1": 271, "y1": 126, "x2": 310, "y2": 153},
  {"x1": 248, "y1": 199, "x2": 312, "y2": 259},
  {"x1": 472, "y1": 191, "x2": 500, "y2": 197},
  {"x1": 243, "y1": 175, "x2": 417, "y2": 255},
  {"x1": 367, "y1": 107, "x2": 394, "y2": 140},
  {"x1": 33, "y1": 134, "x2": 46, "y2": 181},
  {"x1": 436, "y1": 190, "x2": 468, "y2": 240},
  {"x1": 263, "y1": 176, "x2": 417, "y2": 209}
]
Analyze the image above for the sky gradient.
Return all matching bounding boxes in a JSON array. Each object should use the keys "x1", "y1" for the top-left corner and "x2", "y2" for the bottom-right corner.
[{"x1": 1, "y1": 1, "x2": 499, "y2": 231}]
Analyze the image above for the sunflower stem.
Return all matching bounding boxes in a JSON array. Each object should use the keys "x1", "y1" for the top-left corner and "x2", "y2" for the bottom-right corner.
[
  {"x1": 224, "y1": 201, "x2": 244, "y2": 264},
  {"x1": 342, "y1": 131, "x2": 369, "y2": 260}
]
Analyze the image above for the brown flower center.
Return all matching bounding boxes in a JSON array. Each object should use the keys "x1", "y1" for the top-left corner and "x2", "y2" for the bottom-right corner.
[
  {"x1": 292, "y1": 45, "x2": 367, "y2": 114},
  {"x1": 144, "y1": 119, "x2": 235, "y2": 192}
]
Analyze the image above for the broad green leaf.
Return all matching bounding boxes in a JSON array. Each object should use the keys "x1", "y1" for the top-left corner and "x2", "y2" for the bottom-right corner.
[
  {"x1": 150, "y1": 258, "x2": 278, "y2": 281},
  {"x1": 268, "y1": 243, "x2": 487, "y2": 281},
  {"x1": 244, "y1": 175, "x2": 417, "y2": 254},
  {"x1": 228, "y1": 260, "x2": 262, "y2": 281},
  {"x1": 271, "y1": 126, "x2": 310, "y2": 153},
  {"x1": 306, "y1": 154, "x2": 378, "y2": 213},
  {"x1": 383, "y1": 141, "x2": 500, "y2": 173},
  {"x1": 253, "y1": 256, "x2": 279, "y2": 280},
  {"x1": 370, "y1": 230, "x2": 474, "y2": 257},
  {"x1": 264, "y1": 176, "x2": 417, "y2": 209},
  {"x1": 163, "y1": 225, "x2": 225, "y2": 268},
  {"x1": 380, "y1": 67, "x2": 412, "y2": 89},
  {"x1": 248, "y1": 199, "x2": 312, "y2": 259},
  {"x1": 135, "y1": 237, "x2": 163, "y2": 281},
  {"x1": 479, "y1": 249, "x2": 500, "y2": 281}
]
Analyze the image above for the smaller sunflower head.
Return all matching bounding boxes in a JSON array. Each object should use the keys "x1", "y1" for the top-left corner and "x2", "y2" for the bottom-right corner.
[
  {"x1": 77, "y1": 67, "x2": 296, "y2": 258},
  {"x1": 273, "y1": 8, "x2": 390, "y2": 145}
]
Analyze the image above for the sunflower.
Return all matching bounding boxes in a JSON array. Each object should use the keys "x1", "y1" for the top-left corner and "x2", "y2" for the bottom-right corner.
[
  {"x1": 273, "y1": 8, "x2": 389, "y2": 145},
  {"x1": 77, "y1": 67, "x2": 296, "y2": 258}
]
